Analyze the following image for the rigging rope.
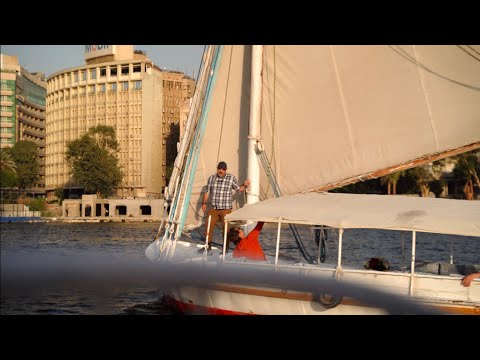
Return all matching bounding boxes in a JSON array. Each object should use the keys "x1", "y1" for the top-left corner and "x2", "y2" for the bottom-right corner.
[
  {"x1": 256, "y1": 140, "x2": 316, "y2": 264},
  {"x1": 314, "y1": 225, "x2": 328, "y2": 263},
  {"x1": 388, "y1": 45, "x2": 480, "y2": 91},
  {"x1": 154, "y1": 46, "x2": 219, "y2": 261},
  {"x1": 170, "y1": 46, "x2": 223, "y2": 259},
  {"x1": 157, "y1": 46, "x2": 224, "y2": 261}
]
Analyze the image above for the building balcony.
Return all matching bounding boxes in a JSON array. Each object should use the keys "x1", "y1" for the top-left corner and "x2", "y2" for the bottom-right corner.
[
  {"x1": 19, "y1": 106, "x2": 45, "y2": 120},
  {"x1": 1, "y1": 100, "x2": 13, "y2": 107},
  {"x1": 19, "y1": 96, "x2": 46, "y2": 111},
  {"x1": 17, "y1": 113, "x2": 45, "y2": 129},
  {"x1": 0, "y1": 110, "x2": 13, "y2": 117},
  {"x1": 22, "y1": 127, "x2": 46, "y2": 138},
  {"x1": 21, "y1": 137, "x2": 45, "y2": 147}
]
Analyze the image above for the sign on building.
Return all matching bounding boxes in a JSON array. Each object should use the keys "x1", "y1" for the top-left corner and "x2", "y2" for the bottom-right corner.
[{"x1": 84, "y1": 45, "x2": 116, "y2": 60}]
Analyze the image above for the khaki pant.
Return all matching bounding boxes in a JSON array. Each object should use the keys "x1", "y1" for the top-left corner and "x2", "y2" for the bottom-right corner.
[{"x1": 204, "y1": 208, "x2": 232, "y2": 247}]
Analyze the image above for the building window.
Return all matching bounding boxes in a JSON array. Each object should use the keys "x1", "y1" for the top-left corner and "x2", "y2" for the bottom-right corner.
[
  {"x1": 100, "y1": 67, "x2": 107, "y2": 77},
  {"x1": 133, "y1": 81, "x2": 142, "y2": 90},
  {"x1": 121, "y1": 65, "x2": 129, "y2": 75},
  {"x1": 111, "y1": 83, "x2": 117, "y2": 92},
  {"x1": 122, "y1": 82, "x2": 128, "y2": 91},
  {"x1": 74, "y1": 72, "x2": 79, "y2": 82},
  {"x1": 99, "y1": 84, "x2": 106, "y2": 93},
  {"x1": 90, "y1": 69, "x2": 97, "y2": 80},
  {"x1": 110, "y1": 67, "x2": 117, "y2": 76},
  {"x1": 82, "y1": 70, "x2": 87, "y2": 81},
  {"x1": 133, "y1": 64, "x2": 141, "y2": 73}
]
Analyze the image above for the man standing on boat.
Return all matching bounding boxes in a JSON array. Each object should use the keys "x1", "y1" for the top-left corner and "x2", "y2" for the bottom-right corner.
[{"x1": 200, "y1": 161, "x2": 250, "y2": 252}]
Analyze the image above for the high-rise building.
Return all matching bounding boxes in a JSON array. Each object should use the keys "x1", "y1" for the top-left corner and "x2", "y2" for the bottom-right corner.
[
  {"x1": 45, "y1": 45, "x2": 195, "y2": 199},
  {"x1": 1, "y1": 54, "x2": 47, "y2": 195}
]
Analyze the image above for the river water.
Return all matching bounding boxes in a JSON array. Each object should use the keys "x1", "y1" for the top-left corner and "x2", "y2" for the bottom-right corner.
[{"x1": 1, "y1": 222, "x2": 479, "y2": 315}]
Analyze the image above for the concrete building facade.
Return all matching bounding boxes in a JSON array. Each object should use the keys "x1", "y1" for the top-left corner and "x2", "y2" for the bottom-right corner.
[
  {"x1": 62, "y1": 194, "x2": 164, "y2": 220},
  {"x1": 1, "y1": 54, "x2": 47, "y2": 195},
  {"x1": 45, "y1": 45, "x2": 195, "y2": 199}
]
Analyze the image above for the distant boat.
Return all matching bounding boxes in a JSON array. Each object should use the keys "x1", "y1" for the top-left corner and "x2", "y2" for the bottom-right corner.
[{"x1": 146, "y1": 45, "x2": 480, "y2": 314}]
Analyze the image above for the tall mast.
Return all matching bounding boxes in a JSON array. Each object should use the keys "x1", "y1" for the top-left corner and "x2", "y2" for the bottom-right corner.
[{"x1": 247, "y1": 45, "x2": 263, "y2": 206}]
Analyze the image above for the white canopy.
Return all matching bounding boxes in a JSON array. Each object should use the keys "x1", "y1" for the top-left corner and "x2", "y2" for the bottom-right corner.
[{"x1": 225, "y1": 192, "x2": 480, "y2": 237}]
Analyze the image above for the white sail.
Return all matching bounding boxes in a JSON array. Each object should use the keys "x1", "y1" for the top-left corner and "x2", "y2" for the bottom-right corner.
[
  {"x1": 183, "y1": 45, "x2": 252, "y2": 230},
  {"x1": 260, "y1": 45, "x2": 480, "y2": 194},
  {"x1": 182, "y1": 45, "x2": 480, "y2": 231}
]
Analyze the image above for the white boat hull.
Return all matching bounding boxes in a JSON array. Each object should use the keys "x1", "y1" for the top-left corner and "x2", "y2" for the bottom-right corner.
[
  {"x1": 163, "y1": 242, "x2": 480, "y2": 315},
  {"x1": 167, "y1": 278, "x2": 479, "y2": 315}
]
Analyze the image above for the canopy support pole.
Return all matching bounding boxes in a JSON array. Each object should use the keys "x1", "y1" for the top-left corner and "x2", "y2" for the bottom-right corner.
[
  {"x1": 336, "y1": 228, "x2": 344, "y2": 278},
  {"x1": 450, "y1": 239, "x2": 454, "y2": 264},
  {"x1": 275, "y1": 218, "x2": 282, "y2": 270},
  {"x1": 222, "y1": 220, "x2": 228, "y2": 263},
  {"x1": 409, "y1": 230, "x2": 416, "y2": 296}
]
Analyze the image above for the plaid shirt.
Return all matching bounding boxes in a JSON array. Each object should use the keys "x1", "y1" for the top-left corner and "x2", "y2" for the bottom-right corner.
[{"x1": 205, "y1": 173, "x2": 241, "y2": 209}]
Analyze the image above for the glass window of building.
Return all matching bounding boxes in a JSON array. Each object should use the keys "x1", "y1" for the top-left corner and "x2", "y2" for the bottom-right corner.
[
  {"x1": 122, "y1": 82, "x2": 128, "y2": 91},
  {"x1": 100, "y1": 67, "x2": 107, "y2": 77},
  {"x1": 111, "y1": 83, "x2": 117, "y2": 92},
  {"x1": 99, "y1": 84, "x2": 106, "y2": 93},
  {"x1": 133, "y1": 81, "x2": 142, "y2": 90},
  {"x1": 74, "y1": 72, "x2": 79, "y2": 82},
  {"x1": 110, "y1": 67, "x2": 117, "y2": 76},
  {"x1": 90, "y1": 69, "x2": 96, "y2": 80},
  {"x1": 121, "y1": 65, "x2": 129, "y2": 75},
  {"x1": 133, "y1": 64, "x2": 141, "y2": 73},
  {"x1": 82, "y1": 70, "x2": 86, "y2": 81}
]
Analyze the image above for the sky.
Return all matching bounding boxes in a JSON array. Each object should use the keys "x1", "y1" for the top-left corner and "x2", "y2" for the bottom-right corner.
[{"x1": 1, "y1": 45, "x2": 205, "y2": 79}]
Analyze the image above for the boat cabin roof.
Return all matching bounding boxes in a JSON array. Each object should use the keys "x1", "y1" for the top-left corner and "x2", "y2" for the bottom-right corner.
[{"x1": 225, "y1": 192, "x2": 480, "y2": 237}]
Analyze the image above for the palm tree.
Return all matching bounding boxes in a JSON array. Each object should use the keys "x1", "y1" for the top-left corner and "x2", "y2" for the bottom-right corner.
[
  {"x1": 0, "y1": 150, "x2": 17, "y2": 174},
  {"x1": 453, "y1": 150, "x2": 480, "y2": 200},
  {"x1": 380, "y1": 171, "x2": 405, "y2": 195},
  {"x1": 409, "y1": 166, "x2": 434, "y2": 197}
]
